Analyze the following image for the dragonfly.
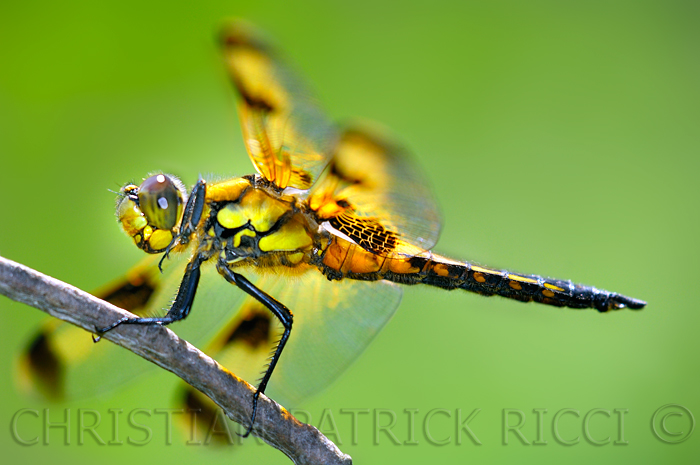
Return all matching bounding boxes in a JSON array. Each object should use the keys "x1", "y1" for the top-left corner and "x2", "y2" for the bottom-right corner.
[{"x1": 18, "y1": 20, "x2": 646, "y2": 438}]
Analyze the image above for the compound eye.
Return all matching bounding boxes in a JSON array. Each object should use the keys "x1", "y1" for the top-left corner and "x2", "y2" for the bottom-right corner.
[{"x1": 138, "y1": 174, "x2": 184, "y2": 230}]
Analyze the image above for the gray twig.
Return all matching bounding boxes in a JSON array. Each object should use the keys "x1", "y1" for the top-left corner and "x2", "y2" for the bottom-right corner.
[{"x1": 0, "y1": 255, "x2": 352, "y2": 465}]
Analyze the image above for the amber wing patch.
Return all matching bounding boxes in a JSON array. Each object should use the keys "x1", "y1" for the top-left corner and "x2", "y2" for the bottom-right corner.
[
  {"x1": 220, "y1": 21, "x2": 337, "y2": 190},
  {"x1": 310, "y1": 125, "x2": 442, "y2": 256}
]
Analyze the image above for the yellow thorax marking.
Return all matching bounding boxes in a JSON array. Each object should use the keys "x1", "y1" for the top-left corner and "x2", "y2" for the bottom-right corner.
[
  {"x1": 258, "y1": 217, "x2": 312, "y2": 252},
  {"x1": 233, "y1": 229, "x2": 256, "y2": 247},
  {"x1": 217, "y1": 189, "x2": 289, "y2": 232},
  {"x1": 206, "y1": 178, "x2": 251, "y2": 202}
]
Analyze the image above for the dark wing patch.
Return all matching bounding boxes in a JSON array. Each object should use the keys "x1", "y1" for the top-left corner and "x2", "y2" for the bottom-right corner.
[
  {"x1": 329, "y1": 213, "x2": 399, "y2": 255},
  {"x1": 24, "y1": 330, "x2": 64, "y2": 400}
]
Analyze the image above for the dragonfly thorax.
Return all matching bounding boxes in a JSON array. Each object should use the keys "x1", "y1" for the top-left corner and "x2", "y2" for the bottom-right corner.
[{"x1": 202, "y1": 182, "x2": 315, "y2": 268}]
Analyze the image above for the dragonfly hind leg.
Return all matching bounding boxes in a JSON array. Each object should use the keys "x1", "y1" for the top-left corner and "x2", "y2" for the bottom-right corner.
[{"x1": 217, "y1": 263, "x2": 294, "y2": 438}]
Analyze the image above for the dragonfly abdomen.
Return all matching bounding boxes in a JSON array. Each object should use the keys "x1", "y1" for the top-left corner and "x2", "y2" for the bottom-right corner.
[
  {"x1": 403, "y1": 254, "x2": 646, "y2": 312},
  {"x1": 318, "y1": 234, "x2": 646, "y2": 312}
]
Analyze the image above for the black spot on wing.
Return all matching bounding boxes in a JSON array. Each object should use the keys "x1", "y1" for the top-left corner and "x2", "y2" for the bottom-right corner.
[
  {"x1": 238, "y1": 89, "x2": 275, "y2": 113},
  {"x1": 219, "y1": 22, "x2": 273, "y2": 54},
  {"x1": 179, "y1": 387, "x2": 235, "y2": 445},
  {"x1": 26, "y1": 331, "x2": 64, "y2": 400},
  {"x1": 224, "y1": 313, "x2": 272, "y2": 349},
  {"x1": 293, "y1": 170, "x2": 312, "y2": 186},
  {"x1": 98, "y1": 279, "x2": 157, "y2": 317},
  {"x1": 329, "y1": 162, "x2": 363, "y2": 186}
]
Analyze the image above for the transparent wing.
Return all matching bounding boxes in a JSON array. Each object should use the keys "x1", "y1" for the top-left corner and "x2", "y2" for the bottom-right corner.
[
  {"x1": 16, "y1": 255, "x2": 253, "y2": 401},
  {"x1": 309, "y1": 125, "x2": 442, "y2": 257},
  {"x1": 198, "y1": 266, "x2": 402, "y2": 408},
  {"x1": 220, "y1": 20, "x2": 337, "y2": 189},
  {"x1": 18, "y1": 256, "x2": 400, "y2": 409}
]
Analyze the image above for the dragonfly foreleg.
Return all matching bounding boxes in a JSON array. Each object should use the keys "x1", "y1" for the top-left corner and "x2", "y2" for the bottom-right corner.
[{"x1": 93, "y1": 255, "x2": 204, "y2": 340}]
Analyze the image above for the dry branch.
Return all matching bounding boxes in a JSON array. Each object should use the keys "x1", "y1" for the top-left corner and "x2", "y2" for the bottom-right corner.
[{"x1": 0, "y1": 255, "x2": 351, "y2": 465}]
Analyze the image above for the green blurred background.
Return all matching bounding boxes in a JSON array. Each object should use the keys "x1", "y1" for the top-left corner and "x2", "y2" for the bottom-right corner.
[{"x1": 1, "y1": 0, "x2": 698, "y2": 463}]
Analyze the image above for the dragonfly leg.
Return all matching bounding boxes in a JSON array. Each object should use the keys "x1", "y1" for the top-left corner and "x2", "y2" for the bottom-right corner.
[
  {"x1": 179, "y1": 178, "x2": 207, "y2": 239},
  {"x1": 217, "y1": 263, "x2": 293, "y2": 438},
  {"x1": 158, "y1": 178, "x2": 207, "y2": 272},
  {"x1": 94, "y1": 255, "x2": 204, "y2": 340}
]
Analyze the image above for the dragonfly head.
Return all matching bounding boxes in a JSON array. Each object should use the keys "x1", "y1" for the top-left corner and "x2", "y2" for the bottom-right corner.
[{"x1": 116, "y1": 174, "x2": 187, "y2": 253}]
